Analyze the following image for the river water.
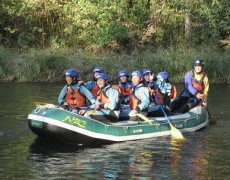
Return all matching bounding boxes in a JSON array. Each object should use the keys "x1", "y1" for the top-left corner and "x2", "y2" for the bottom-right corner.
[{"x1": 0, "y1": 83, "x2": 229, "y2": 179}]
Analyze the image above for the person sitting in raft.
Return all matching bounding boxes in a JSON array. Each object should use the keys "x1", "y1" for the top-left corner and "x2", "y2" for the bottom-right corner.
[
  {"x1": 113, "y1": 70, "x2": 133, "y2": 105},
  {"x1": 142, "y1": 69, "x2": 157, "y2": 88},
  {"x1": 142, "y1": 69, "x2": 157, "y2": 101},
  {"x1": 84, "y1": 66, "x2": 105, "y2": 99},
  {"x1": 84, "y1": 73, "x2": 120, "y2": 122},
  {"x1": 147, "y1": 72, "x2": 173, "y2": 117},
  {"x1": 127, "y1": 70, "x2": 150, "y2": 120},
  {"x1": 171, "y1": 59, "x2": 209, "y2": 113},
  {"x1": 58, "y1": 69, "x2": 96, "y2": 114}
]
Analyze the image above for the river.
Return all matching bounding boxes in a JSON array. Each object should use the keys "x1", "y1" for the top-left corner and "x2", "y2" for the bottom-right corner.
[{"x1": 0, "y1": 83, "x2": 229, "y2": 179}]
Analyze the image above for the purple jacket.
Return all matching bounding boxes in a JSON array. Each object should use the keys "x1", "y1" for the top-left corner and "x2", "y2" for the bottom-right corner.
[{"x1": 184, "y1": 71, "x2": 198, "y2": 96}]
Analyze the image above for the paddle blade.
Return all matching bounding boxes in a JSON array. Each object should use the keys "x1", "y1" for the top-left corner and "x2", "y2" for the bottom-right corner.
[
  {"x1": 137, "y1": 114, "x2": 152, "y2": 125},
  {"x1": 170, "y1": 124, "x2": 184, "y2": 139},
  {"x1": 90, "y1": 109, "x2": 97, "y2": 115},
  {"x1": 208, "y1": 116, "x2": 217, "y2": 124},
  {"x1": 34, "y1": 102, "x2": 48, "y2": 106},
  {"x1": 205, "y1": 106, "x2": 217, "y2": 124}
]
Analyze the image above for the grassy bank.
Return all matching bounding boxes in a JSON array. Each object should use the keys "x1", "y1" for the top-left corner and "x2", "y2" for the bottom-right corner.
[{"x1": 0, "y1": 46, "x2": 229, "y2": 84}]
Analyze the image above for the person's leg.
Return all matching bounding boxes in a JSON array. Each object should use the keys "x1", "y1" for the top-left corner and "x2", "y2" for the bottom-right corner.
[
  {"x1": 147, "y1": 105, "x2": 161, "y2": 117},
  {"x1": 85, "y1": 109, "x2": 120, "y2": 122},
  {"x1": 147, "y1": 105, "x2": 170, "y2": 117},
  {"x1": 171, "y1": 96, "x2": 189, "y2": 112},
  {"x1": 178, "y1": 97, "x2": 198, "y2": 113}
]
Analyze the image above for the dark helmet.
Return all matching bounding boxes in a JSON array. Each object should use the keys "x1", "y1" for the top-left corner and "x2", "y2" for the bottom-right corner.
[
  {"x1": 93, "y1": 66, "x2": 104, "y2": 73},
  {"x1": 157, "y1": 72, "x2": 170, "y2": 80},
  {"x1": 95, "y1": 73, "x2": 109, "y2": 81},
  {"x1": 118, "y1": 70, "x2": 129, "y2": 78},
  {"x1": 131, "y1": 70, "x2": 142, "y2": 78},
  {"x1": 142, "y1": 69, "x2": 152, "y2": 76},
  {"x1": 194, "y1": 59, "x2": 204, "y2": 67},
  {"x1": 65, "y1": 69, "x2": 78, "y2": 78}
]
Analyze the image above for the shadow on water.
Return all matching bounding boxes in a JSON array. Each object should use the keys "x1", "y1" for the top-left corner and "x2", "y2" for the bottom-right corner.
[{"x1": 29, "y1": 137, "x2": 105, "y2": 154}]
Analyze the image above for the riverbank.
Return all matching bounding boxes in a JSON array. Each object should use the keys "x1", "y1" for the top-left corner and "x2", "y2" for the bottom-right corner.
[{"x1": 0, "y1": 45, "x2": 229, "y2": 84}]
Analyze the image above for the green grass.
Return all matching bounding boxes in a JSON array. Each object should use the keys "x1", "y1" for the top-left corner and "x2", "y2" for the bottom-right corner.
[{"x1": 0, "y1": 46, "x2": 229, "y2": 84}]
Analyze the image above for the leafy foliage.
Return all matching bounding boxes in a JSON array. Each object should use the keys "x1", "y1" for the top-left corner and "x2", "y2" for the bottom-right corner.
[
  {"x1": 0, "y1": 0, "x2": 229, "y2": 49},
  {"x1": 0, "y1": 46, "x2": 229, "y2": 83}
]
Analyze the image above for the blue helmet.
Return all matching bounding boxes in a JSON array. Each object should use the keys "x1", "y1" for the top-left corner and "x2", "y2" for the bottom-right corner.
[
  {"x1": 143, "y1": 69, "x2": 152, "y2": 76},
  {"x1": 131, "y1": 70, "x2": 142, "y2": 78},
  {"x1": 95, "y1": 73, "x2": 109, "y2": 81},
  {"x1": 157, "y1": 72, "x2": 170, "y2": 80},
  {"x1": 194, "y1": 59, "x2": 204, "y2": 67},
  {"x1": 65, "y1": 69, "x2": 78, "y2": 78},
  {"x1": 118, "y1": 70, "x2": 129, "y2": 78},
  {"x1": 93, "y1": 66, "x2": 104, "y2": 73}
]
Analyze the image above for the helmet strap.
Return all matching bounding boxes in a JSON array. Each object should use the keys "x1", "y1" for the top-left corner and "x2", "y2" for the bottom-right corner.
[
  {"x1": 70, "y1": 77, "x2": 78, "y2": 85},
  {"x1": 194, "y1": 69, "x2": 203, "y2": 75}
]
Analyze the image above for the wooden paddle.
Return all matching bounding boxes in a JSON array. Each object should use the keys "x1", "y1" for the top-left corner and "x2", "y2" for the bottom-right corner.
[
  {"x1": 201, "y1": 100, "x2": 217, "y2": 124},
  {"x1": 204, "y1": 105, "x2": 217, "y2": 124},
  {"x1": 34, "y1": 101, "x2": 48, "y2": 106},
  {"x1": 153, "y1": 94, "x2": 184, "y2": 139}
]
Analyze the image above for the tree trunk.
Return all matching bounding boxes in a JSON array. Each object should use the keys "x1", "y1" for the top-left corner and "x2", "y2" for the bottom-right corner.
[{"x1": 185, "y1": 0, "x2": 191, "y2": 41}]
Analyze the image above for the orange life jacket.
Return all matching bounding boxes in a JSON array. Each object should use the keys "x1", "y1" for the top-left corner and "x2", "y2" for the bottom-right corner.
[
  {"x1": 97, "y1": 85, "x2": 120, "y2": 105},
  {"x1": 192, "y1": 71, "x2": 206, "y2": 93},
  {"x1": 146, "y1": 85, "x2": 154, "y2": 102},
  {"x1": 113, "y1": 84, "x2": 132, "y2": 100},
  {"x1": 155, "y1": 87, "x2": 172, "y2": 106},
  {"x1": 91, "y1": 83, "x2": 100, "y2": 98},
  {"x1": 65, "y1": 86, "x2": 86, "y2": 107},
  {"x1": 129, "y1": 85, "x2": 145, "y2": 110},
  {"x1": 129, "y1": 92, "x2": 140, "y2": 110},
  {"x1": 170, "y1": 85, "x2": 177, "y2": 99}
]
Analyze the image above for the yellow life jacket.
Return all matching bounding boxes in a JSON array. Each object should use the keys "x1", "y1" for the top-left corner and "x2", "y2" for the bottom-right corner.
[{"x1": 192, "y1": 71, "x2": 206, "y2": 93}]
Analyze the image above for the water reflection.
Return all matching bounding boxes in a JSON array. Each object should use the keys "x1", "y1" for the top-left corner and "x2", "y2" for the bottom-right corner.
[
  {"x1": 0, "y1": 83, "x2": 230, "y2": 179},
  {"x1": 29, "y1": 137, "x2": 103, "y2": 154}
]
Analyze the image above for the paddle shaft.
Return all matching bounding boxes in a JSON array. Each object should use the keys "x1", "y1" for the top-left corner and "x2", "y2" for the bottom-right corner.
[
  {"x1": 200, "y1": 100, "x2": 213, "y2": 120},
  {"x1": 153, "y1": 93, "x2": 184, "y2": 139},
  {"x1": 205, "y1": 106, "x2": 211, "y2": 116},
  {"x1": 153, "y1": 94, "x2": 171, "y2": 124}
]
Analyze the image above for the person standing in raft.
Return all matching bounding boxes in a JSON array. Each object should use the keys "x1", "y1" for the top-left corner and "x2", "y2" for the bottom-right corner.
[
  {"x1": 84, "y1": 73, "x2": 120, "y2": 122},
  {"x1": 58, "y1": 69, "x2": 96, "y2": 114},
  {"x1": 84, "y1": 66, "x2": 105, "y2": 99},
  {"x1": 171, "y1": 59, "x2": 209, "y2": 113},
  {"x1": 127, "y1": 70, "x2": 150, "y2": 120}
]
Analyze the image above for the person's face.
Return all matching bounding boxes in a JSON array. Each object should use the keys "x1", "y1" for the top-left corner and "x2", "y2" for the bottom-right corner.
[
  {"x1": 144, "y1": 73, "x2": 150, "y2": 81},
  {"x1": 94, "y1": 71, "x2": 100, "y2": 78},
  {"x1": 194, "y1": 65, "x2": 203, "y2": 73},
  {"x1": 66, "y1": 76, "x2": 73, "y2": 85},
  {"x1": 120, "y1": 76, "x2": 127, "y2": 83},
  {"x1": 97, "y1": 78, "x2": 106, "y2": 88},
  {"x1": 131, "y1": 75, "x2": 141, "y2": 86}
]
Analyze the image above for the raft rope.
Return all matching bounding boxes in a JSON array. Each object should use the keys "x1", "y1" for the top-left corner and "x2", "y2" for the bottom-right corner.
[{"x1": 35, "y1": 104, "x2": 57, "y2": 114}]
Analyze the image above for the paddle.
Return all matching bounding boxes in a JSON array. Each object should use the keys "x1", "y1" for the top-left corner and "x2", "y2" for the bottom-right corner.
[
  {"x1": 137, "y1": 113, "x2": 153, "y2": 125},
  {"x1": 153, "y1": 94, "x2": 184, "y2": 139},
  {"x1": 34, "y1": 101, "x2": 48, "y2": 106},
  {"x1": 201, "y1": 101, "x2": 217, "y2": 124}
]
